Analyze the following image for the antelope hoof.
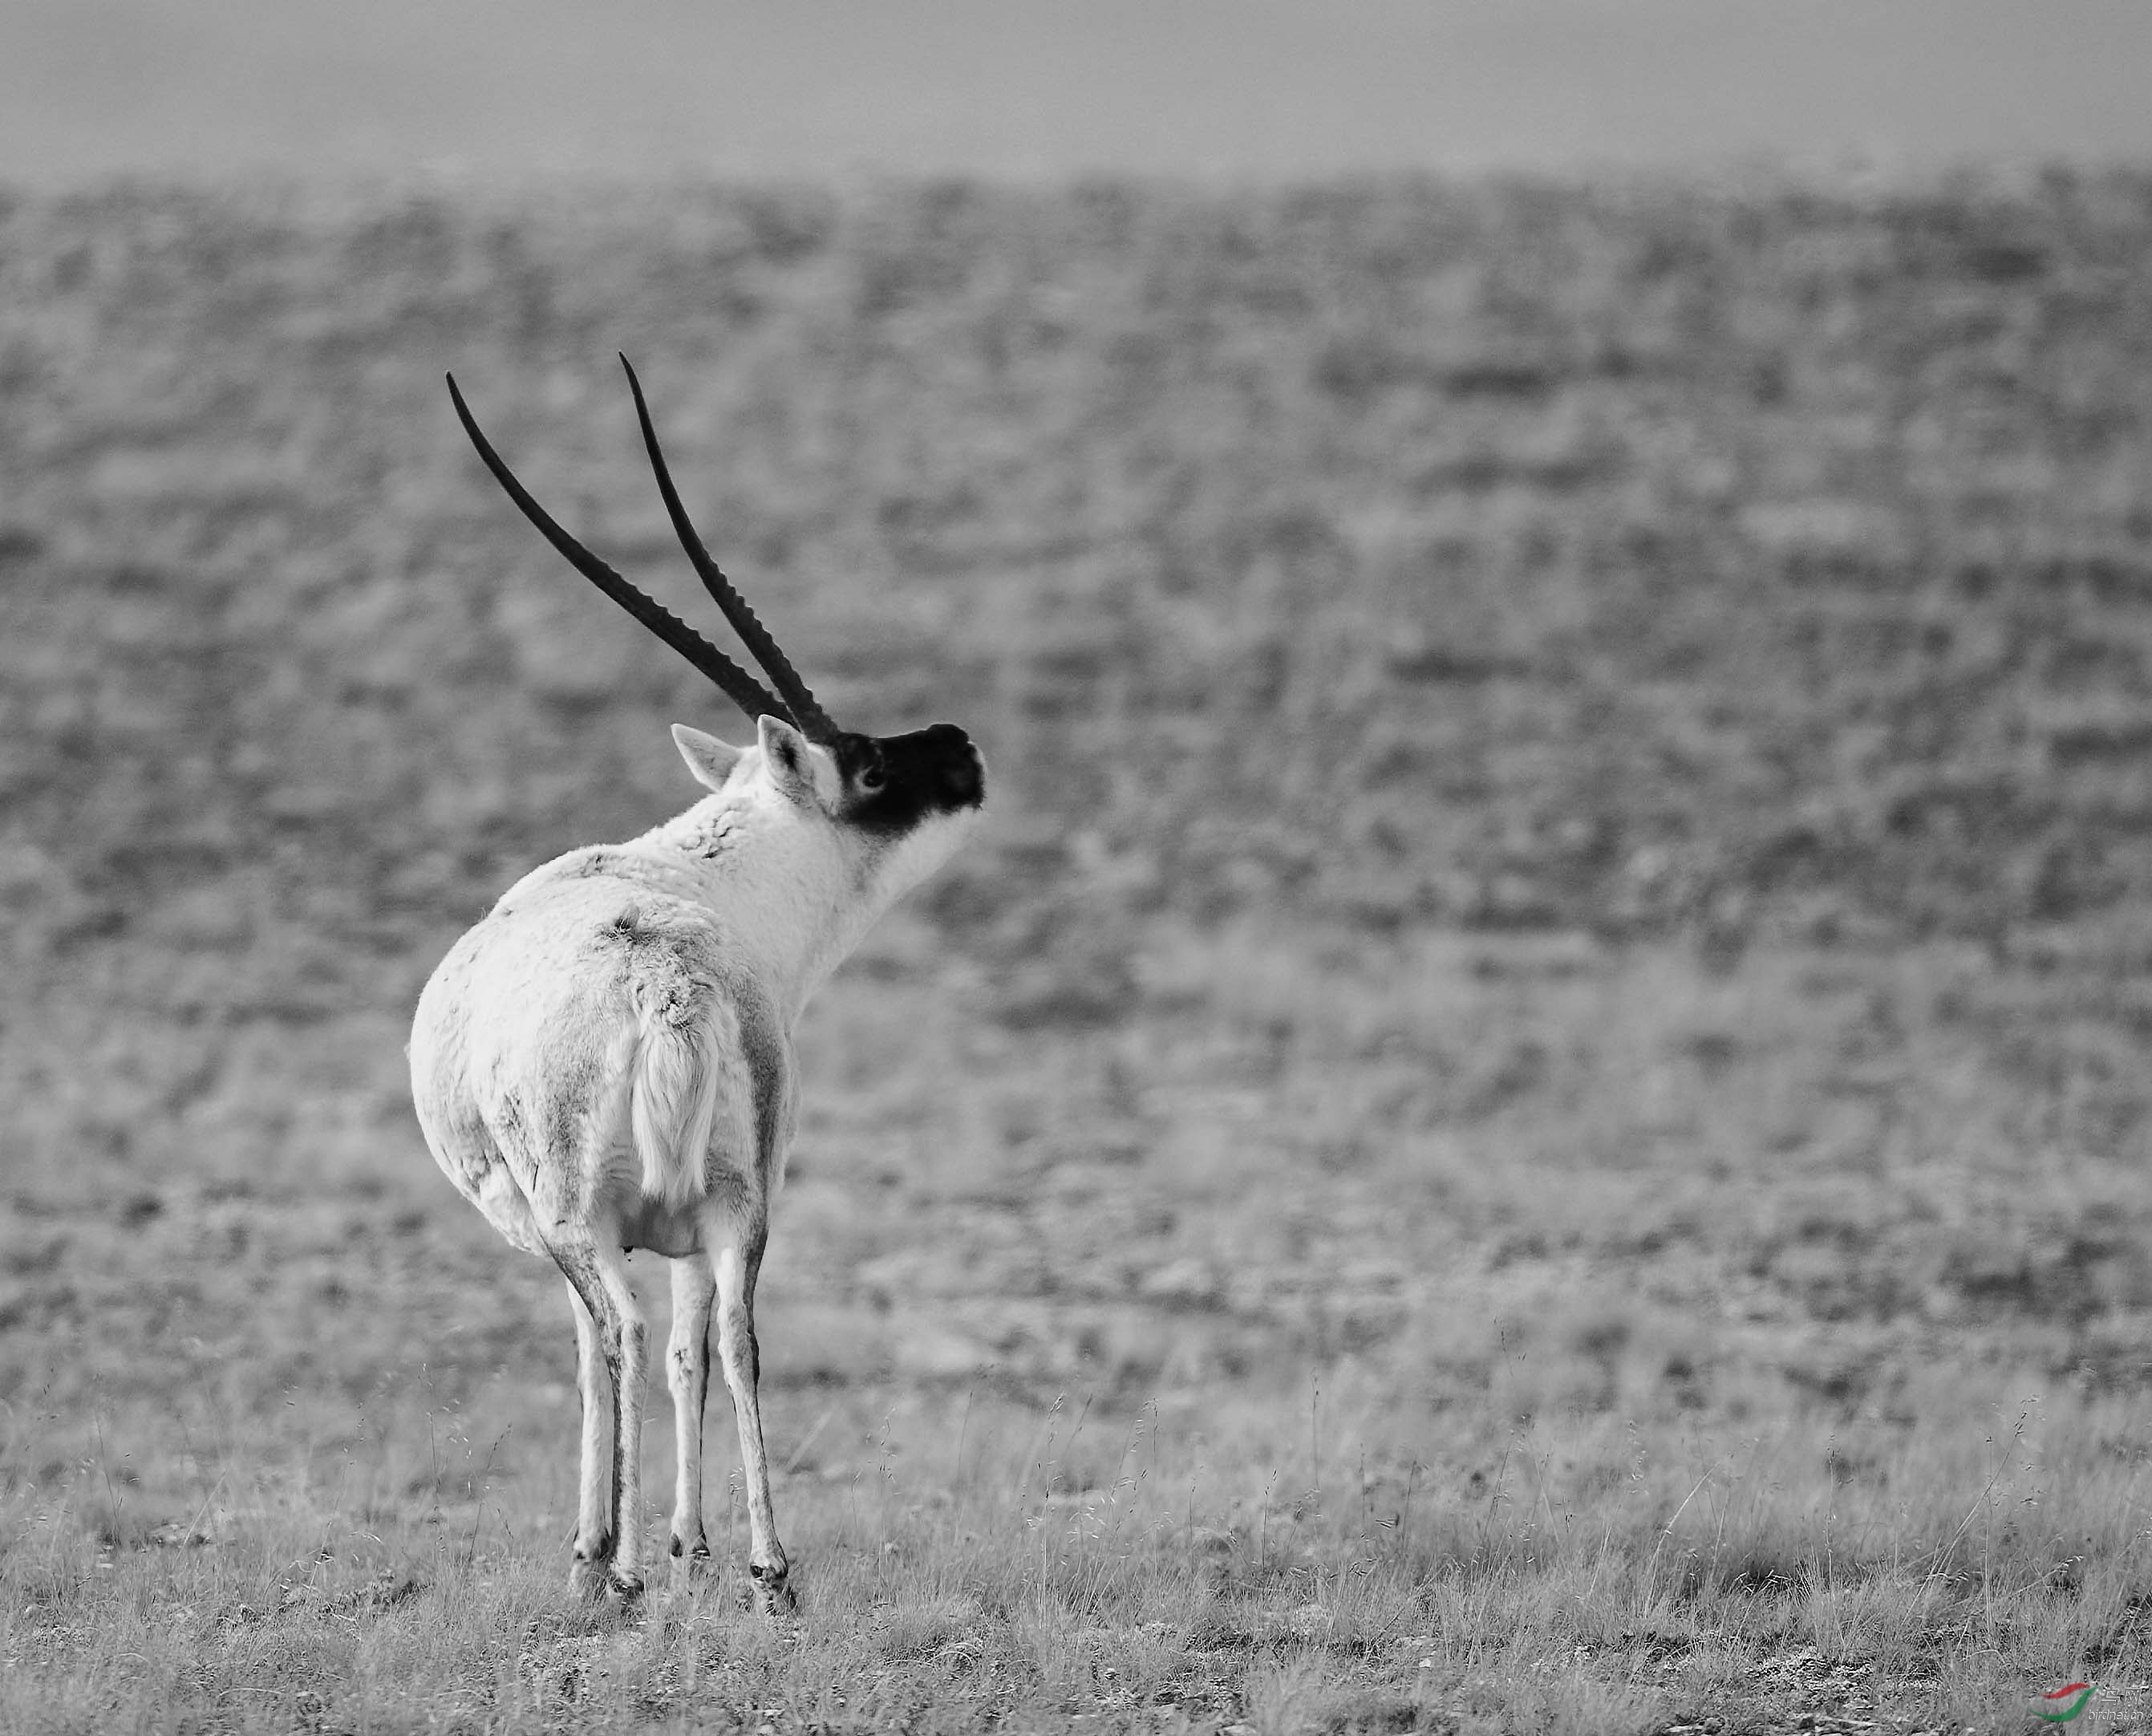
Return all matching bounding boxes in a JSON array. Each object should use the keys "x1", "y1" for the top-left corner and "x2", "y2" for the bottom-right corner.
[
  {"x1": 748, "y1": 1560, "x2": 794, "y2": 1616},
  {"x1": 567, "y1": 1546, "x2": 614, "y2": 1602},
  {"x1": 605, "y1": 1570, "x2": 646, "y2": 1608},
  {"x1": 671, "y1": 1538, "x2": 715, "y2": 1583}
]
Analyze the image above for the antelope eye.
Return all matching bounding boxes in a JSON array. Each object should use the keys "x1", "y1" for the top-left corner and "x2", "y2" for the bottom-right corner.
[{"x1": 858, "y1": 765, "x2": 886, "y2": 791}]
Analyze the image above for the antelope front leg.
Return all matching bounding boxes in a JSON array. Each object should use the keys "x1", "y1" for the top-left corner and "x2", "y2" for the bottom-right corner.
[
  {"x1": 709, "y1": 1215, "x2": 790, "y2": 1612},
  {"x1": 666, "y1": 1257, "x2": 716, "y2": 1573},
  {"x1": 564, "y1": 1278, "x2": 616, "y2": 1600}
]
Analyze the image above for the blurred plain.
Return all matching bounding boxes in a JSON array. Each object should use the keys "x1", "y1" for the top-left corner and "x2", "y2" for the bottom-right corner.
[{"x1": 9, "y1": 8, "x2": 2152, "y2": 1734}]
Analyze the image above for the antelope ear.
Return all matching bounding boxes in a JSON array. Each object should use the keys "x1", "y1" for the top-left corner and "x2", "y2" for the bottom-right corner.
[
  {"x1": 671, "y1": 723, "x2": 745, "y2": 792},
  {"x1": 756, "y1": 714, "x2": 820, "y2": 804}
]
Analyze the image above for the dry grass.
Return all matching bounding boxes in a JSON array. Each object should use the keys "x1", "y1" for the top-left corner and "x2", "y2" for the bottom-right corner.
[{"x1": 4, "y1": 170, "x2": 2152, "y2": 1730}]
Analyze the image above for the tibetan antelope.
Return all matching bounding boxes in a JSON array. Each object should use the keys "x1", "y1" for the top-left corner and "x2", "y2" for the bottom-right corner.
[{"x1": 409, "y1": 358, "x2": 986, "y2": 1610}]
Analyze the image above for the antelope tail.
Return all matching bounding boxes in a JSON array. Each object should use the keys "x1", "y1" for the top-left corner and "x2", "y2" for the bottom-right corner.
[{"x1": 626, "y1": 988, "x2": 724, "y2": 1212}]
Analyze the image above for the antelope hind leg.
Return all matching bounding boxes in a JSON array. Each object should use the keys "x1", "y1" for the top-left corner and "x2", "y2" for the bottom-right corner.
[
  {"x1": 551, "y1": 1238, "x2": 650, "y2": 1603},
  {"x1": 563, "y1": 1278, "x2": 617, "y2": 1600}
]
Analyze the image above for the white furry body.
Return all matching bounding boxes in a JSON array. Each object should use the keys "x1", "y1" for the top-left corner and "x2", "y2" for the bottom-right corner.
[
  {"x1": 410, "y1": 721, "x2": 981, "y2": 1604},
  {"x1": 414, "y1": 846, "x2": 778, "y2": 1252}
]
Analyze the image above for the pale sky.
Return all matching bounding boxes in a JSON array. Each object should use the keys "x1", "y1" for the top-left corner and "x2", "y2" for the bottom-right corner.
[{"x1": 4, "y1": 1, "x2": 2150, "y2": 185}]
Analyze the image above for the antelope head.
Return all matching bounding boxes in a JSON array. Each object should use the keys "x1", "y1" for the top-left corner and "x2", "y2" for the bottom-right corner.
[{"x1": 448, "y1": 357, "x2": 987, "y2": 935}]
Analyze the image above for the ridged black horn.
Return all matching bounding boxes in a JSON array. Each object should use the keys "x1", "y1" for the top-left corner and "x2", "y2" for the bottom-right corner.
[
  {"x1": 618, "y1": 355, "x2": 841, "y2": 744},
  {"x1": 447, "y1": 372, "x2": 798, "y2": 730}
]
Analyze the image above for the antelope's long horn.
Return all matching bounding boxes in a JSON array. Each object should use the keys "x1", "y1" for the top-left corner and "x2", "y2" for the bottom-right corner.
[
  {"x1": 447, "y1": 373, "x2": 798, "y2": 730},
  {"x1": 618, "y1": 355, "x2": 841, "y2": 744}
]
